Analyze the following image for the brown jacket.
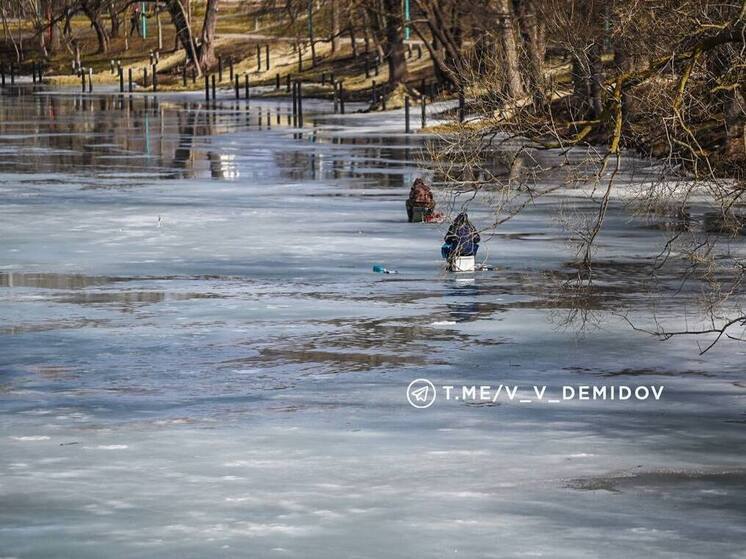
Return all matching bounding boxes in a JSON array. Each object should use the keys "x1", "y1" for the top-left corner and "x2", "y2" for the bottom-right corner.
[{"x1": 408, "y1": 180, "x2": 435, "y2": 208}]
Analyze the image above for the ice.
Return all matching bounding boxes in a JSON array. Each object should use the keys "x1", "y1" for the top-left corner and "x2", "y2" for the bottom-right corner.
[{"x1": 0, "y1": 85, "x2": 745, "y2": 557}]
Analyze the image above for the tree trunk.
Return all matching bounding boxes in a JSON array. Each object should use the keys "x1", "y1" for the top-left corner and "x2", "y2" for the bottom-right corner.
[
  {"x1": 724, "y1": 88, "x2": 745, "y2": 155},
  {"x1": 496, "y1": 0, "x2": 524, "y2": 99},
  {"x1": 382, "y1": 0, "x2": 407, "y2": 85},
  {"x1": 109, "y1": 5, "x2": 120, "y2": 38},
  {"x1": 83, "y1": 6, "x2": 109, "y2": 54},
  {"x1": 330, "y1": 0, "x2": 339, "y2": 52},
  {"x1": 589, "y1": 42, "x2": 604, "y2": 118},
  {"x1": 48, "y1": 22, "x2": 61, "y2": 53},
  {"x1": 197, "y1": 0, "x2": 220, "y2": 71},
  {"x1": 515, "y1": 0, "x2": 545, "y2": 103},
  {"x1": 166, "y1": 0, "x2": 200, "y2": 73}
]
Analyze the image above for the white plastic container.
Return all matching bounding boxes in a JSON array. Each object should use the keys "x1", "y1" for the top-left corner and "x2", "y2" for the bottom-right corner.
[{"x1": 450, "y1": 255, "x2": 475, "y2": 272}]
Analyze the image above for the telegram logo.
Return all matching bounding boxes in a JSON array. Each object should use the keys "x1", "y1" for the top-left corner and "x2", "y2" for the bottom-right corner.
[{"x1": 407, "y1": 378, "x2": 437, "y2": 409}]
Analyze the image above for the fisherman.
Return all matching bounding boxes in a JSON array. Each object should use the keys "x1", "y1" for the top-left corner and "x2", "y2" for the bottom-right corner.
[
  {"x1": 442, "y1": 212, "x2": 480, "y2": 263},
  {"x1": 406, "y1": 177, "x2": 436, "y2": 222}
]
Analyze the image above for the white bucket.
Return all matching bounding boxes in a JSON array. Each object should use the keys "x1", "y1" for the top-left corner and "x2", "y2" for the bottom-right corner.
[{"x1": 451, "y1": 255, "x2": 475, "y2": 272}]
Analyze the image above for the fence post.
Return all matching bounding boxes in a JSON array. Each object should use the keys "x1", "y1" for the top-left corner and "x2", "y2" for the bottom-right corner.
[
  {"x1": 81, "y1": 69, "x2": 86, "y2": 93},
  {"x1": 275, "y1": 73, "x2": 280, "y2": 90},
  {"x1": 211, "y1": 74, "x2": 216, "y2": 101},
  {"x1": 128, "y1": 68, "x2": 133, "y2": 92},
  {"x1": 405, "y1": 96, "x2": 410, "y2": 133},
  {"x1": 291, "y1": 80, "x2": 297, "y2": 126},
  {"x1": 339, "y1": 81, "x2": 345, "y2": 114},
  {"x1": 218, "y1": 56, "x2": 223, "y2": 82},
  {"x1": 256, "y1": 45, "x2": 261, "y2": 71},
  {"x1": 421, "y1": 96, "x2": 426, "y2": 128},
  {"x1": 265, "y1": 44, "x2": 270, "y2": 69},
  {"x1": 205, "y1": 74, "x2": 210, "y2": 101},
  {"x1": 119, "y1": 66, "x2": 124, "y2": 92},
  {"x1": 286, "y1": 74, "x2": 291, "y2": 92},
  {"x1": 297, "y1": 80, "x2": 303, "y2": 128},
  {"x1": 234, "y1": 74, "x2": 239, "y2": 99},
  {"x1": 88, "y1": 68, "x2": 93, "y2": 93},
  {"x1": 229, "y1": 58, "x2": 234, "y2": 82},
  {"x1": 152, "y1": 64, "x2": 157, "y2": 92}
]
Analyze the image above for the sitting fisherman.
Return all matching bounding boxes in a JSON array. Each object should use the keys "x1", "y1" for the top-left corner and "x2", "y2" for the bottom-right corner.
[
  {"x1": 406, "y1": 177, "x2": 436, "y2": 222},
  {"x1": 442, "y1": 212, "x2": 480, "y2": 262}
]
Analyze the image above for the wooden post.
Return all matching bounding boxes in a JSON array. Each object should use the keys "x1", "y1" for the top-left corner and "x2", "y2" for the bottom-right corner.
[
  {"x1": 229, "y1": 58, "x2": 234, "y2": 82},
  {"x1": 143, "y1": 67, "x2": 148, "y2": 88},
  {"x1": 157, "y1": 12, "x2": 163, "y2": 50},
  {"x1": 211, "y1": 74, "x2": 216, "y2": 101},
  {"x1": 205, "y1": 74, "x2": 210, "y2": 101},
  {"x1": 244, "y1": 73, "x2": 250, "y2": 102},
  {"x1": 333, "y1": 81, "x2": 338, "y2": 113},
  {"x1": 81, "y1": 70, "x2": 86, "y2": 93},
  {"x1": 297, "y1": 80, "x2": 303, "y2": 128},
  {"x1": 218, "y1": 56, "x2": 223, "y2": 82},
  {"x1": 265, "y1": 44, "x2": 270, "y2": 69},
  {"x1": 88, "y1": 68, "x2": 93, "y2": 92},
  {"x1": 421, "y1": 96, "x2": 426, "y2": 128},
  {"x1": 275, "y1": 73, "x2": 280, "y2": 90},
  {"x1": 339, "y1": 81, "x2": 345, "y2": 114},
  {"x1": 234, "y1": 74, "x2": 239, "y2": 99},
  {"x1": 152, "y1": 64, "x2": 157, "y2": 91},
  {"x1": 128, "y1": 68, "x2": 133, "y2": 92},
  {"x1": 119, "y1": 66, "x2": 124, "y2": 92},
  {"x1": 405, "y1": 97, "x2": 410, "y2": 133},
  {"x1": 291, "y1": 80, "x2": 297, "y2": 126},
  {"x1": 298, "y1": 48, "x2": 303, "y2": 72},
  {"x1": 256, "y1": 45, "x2": 261, "y2": 70},
  {"x1": 286, "y1": 74, "x2": 291, "y2": 92}
]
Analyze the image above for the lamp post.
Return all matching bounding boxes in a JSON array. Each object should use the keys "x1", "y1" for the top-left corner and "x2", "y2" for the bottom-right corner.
[
  {"x1": 141, "y1": 2, "x2": 147, "y2": 39},
  {"x1": 404, "y1": 0, "x2": 410, "y2": 40}
]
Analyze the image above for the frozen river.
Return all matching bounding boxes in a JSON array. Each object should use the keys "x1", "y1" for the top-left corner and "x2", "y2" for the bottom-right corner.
[{"x1": 1, "y1": 86, "x2": 745, "y2": 558}]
